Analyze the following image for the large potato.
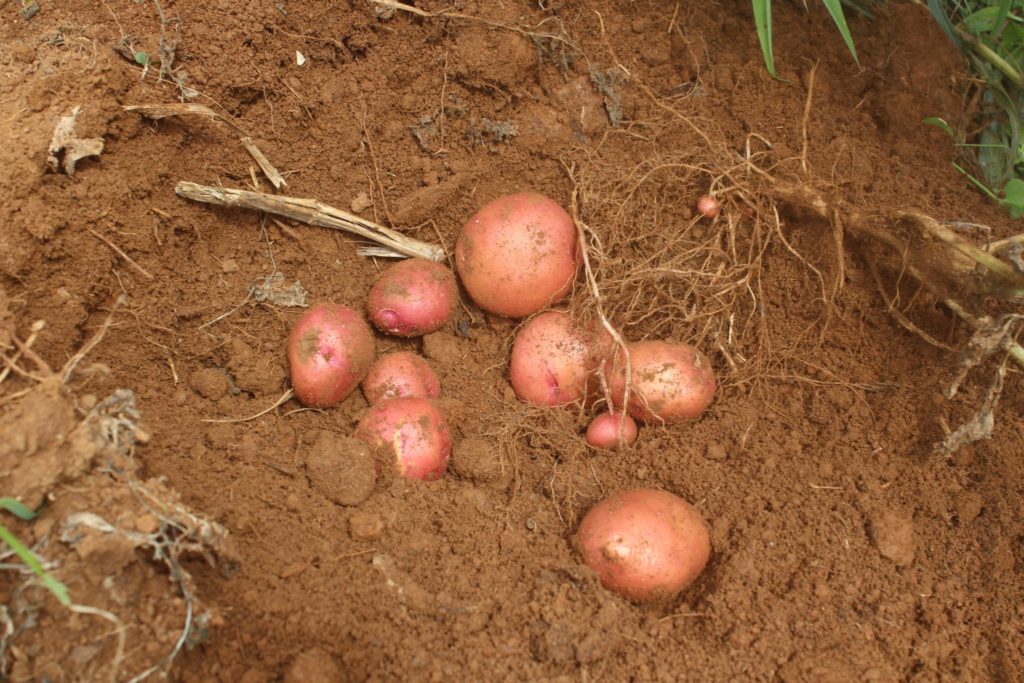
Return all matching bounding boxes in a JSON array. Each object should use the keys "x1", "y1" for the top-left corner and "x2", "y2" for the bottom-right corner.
[
  {"x1": 578, "y1": 489, "x2": 711, "y2": 602},
  {"x1": 455, "y1": 193, "x2": 579, "y2": 318}
]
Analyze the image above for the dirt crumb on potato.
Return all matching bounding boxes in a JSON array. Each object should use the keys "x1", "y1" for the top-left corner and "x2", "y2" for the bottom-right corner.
[
  {"x1": 283, "y1": 648, "x2": 342, "y2": 683},
  {"x1": 304, "y1": 431, "x2": 376, "y2": 506}
]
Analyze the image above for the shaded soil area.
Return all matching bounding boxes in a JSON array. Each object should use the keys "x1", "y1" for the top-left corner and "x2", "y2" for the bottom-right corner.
[{"x1": 1, "y1": 1, "x2": 1023, "y2": 681}]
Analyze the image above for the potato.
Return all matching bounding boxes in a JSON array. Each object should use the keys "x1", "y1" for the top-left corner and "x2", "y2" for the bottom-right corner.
[
  {"x1": 577, "y1": 489, "x2": 711, "y2": 602},
  {"x1": 455, "y1": 193, "x2": 579, "y2": 318},
  {"x1": 609, "y1": 340, "x2": 715, "y2": 423},
  {"x1": 354, "y1": 398, "x2": 452, "y2": 481},
  {"x1": 585, "y1": 411, "x2": 638, "y2": 450},
  {"x1": 509, "y1": 310, "x2": 589, "y2": 407},
  {"x1": 366, "y1": 258, "x2": 458, "y2": 337},
  {"x1": 287, "y1": 303, "x2": 376, "y2": 408},
  {"x1": 362, "y1": 352, "x2": 441, "y2": 405}
]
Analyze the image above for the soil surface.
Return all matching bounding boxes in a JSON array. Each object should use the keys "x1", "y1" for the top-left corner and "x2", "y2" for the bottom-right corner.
[{"x1": 2, "y1": 1, "x2": 1023, "y2": 681}]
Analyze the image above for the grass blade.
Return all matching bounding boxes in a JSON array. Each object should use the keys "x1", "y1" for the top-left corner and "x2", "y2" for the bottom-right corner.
[
  {"x1": 994, "y1": 0, "x2": 1013, "y2": 36},
  {"x1": 927, "y1": 0, "x2": 964, "y2": 50},
  {"x1": 0, "y1": 522, "x2": 71, "y2": 606},
  {"x1": 821, "y1": 0, "x2": 860, "y2": 66},
  {"x1": 752, "y1": 0, "x2": 776, "y2": 77},
  {"x1": 0, "y1": 498, "x2": 37, "y2": 521}
]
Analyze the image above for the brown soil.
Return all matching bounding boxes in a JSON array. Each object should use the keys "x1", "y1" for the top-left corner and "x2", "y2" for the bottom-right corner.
[{"x1": 2, "y1": 1, "x2": 1023, "y2": 681}]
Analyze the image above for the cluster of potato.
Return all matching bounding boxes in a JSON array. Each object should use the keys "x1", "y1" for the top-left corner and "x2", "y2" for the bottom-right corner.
[{"x1": 286, "y1": 192, "x2": 716, "y2": 602}]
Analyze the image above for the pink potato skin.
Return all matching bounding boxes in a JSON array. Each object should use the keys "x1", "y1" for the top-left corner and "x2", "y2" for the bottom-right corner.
[
  {"x1": 577, "y1": 489, "x2": 711, "y2": 603},
  {"x1": 367, "y1": 258, "x2": 458, "y2": 337},
  {"x1": 509, "y1": 310, "x2": 589, "y2": 407},
  {"x1": 354, "y1": 398, "x2": 452, "y2": 481},
  {"x1": 362, "y1": 352, "x2": 441, "y2": 405},
  {"x1": 697, "y1": 195, "x2": 721, "y2": 219},
  {"x1": 287, "y1": 303, "x2": 376, "y2": 408},
  {"x1": 455, "y1": 193, "x2": 580, "y2": 318},
  {"x1": 609, "y1": 341, "x2": 715, "y2": 423},
  {"x1": 586, "y1": 411, "x2": 639, "y2": 450}
]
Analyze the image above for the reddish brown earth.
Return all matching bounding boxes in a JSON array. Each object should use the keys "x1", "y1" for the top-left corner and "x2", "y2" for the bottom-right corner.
[{"x1": 1, "y1": 1, "x2": 1023, "y2": 681}]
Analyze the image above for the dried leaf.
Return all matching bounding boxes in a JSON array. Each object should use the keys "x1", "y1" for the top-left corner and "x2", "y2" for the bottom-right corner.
[
  {"x1": 46, "y1": 107, "x2": 104, "y2": 176},
  {"x1": 941, "y1": 358, "x2": 1007, "y2": 454},
  {"x1": 252, "y1": 273, "x2": 308, "y2": 308},
  {"x1": 946, "y1": 314, "x2": 1023, "y2": 398}
]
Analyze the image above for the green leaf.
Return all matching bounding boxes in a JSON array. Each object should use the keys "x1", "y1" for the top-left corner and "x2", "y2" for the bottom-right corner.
[
  {"x1": 0, "y1": 522, "x2": 71, "y2": 606},
  {"x1": 961, "y1": 6, "x2": 1001, "y2": 35},
  {"x1": 0, "y1": 498, "x2": 37, "y2": 521},
  {"x1": 752, "y1": 0, "x2": 776, "y2": 78},
  {"x1": 923, "y1": 116, "x2": 956, "y2": 138},
  {"x1": 1003, "y1": 177, "x2": 1024, "y2": 213},
  {"x1": 821, "y1": 0, "x2": 860, "y2": 66},
  {"x1": 134, "y1": 51, "x2": 150, "y2": 66}
]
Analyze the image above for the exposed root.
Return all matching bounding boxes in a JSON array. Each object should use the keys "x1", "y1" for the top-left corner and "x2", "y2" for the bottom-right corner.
[
  {"x1": 559, "y1": 129, "x2": 776, "y2": 393},
  {"x1": 201, "y1": 388, "x2": 295, "y2": 423},
  {"x1": 369, "y1": 0, "x2": 580, "y2": 58},
  {"x1": 564, "y1": 163, "x2": 633, "y2": 448}
]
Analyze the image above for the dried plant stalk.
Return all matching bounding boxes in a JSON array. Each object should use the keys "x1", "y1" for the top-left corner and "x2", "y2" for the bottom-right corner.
[
  {"x1": 239, "y1": 136, "x2": 286, "y2": 189},
  {"x1": 175, "y1": 182, "x2": 445, "y2": 262}
]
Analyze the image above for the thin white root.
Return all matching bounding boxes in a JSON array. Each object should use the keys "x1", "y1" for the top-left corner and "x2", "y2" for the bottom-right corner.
[
  {"x1": 67, "y1": 603, "x2": 126, "y2": 683},
  {"x1": 201, "y1": 388, "x2": 294, "y2": 423},
  {"x1": 566, "y1": 170, "x2": 633, "y2": 449}
]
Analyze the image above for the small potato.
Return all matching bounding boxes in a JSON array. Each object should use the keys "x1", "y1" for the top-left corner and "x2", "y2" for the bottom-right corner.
[
  {"x1": 585, "y1": 411, "x2": 638, "y2": 450},
  {"x1": 509, "y1": 310, "x2": 589, "y2": 407},
  {"x1": 367, "y1": 258, "x2": 458, "y2": 337},
  {"x1": 362, "y1": 352, "x2": 441, "y2": 405},
  {"x1": 455, "y1": 193, "x2": 579, "y2": 318},
  {"x1": 287, "y1": 303, "x2": 376, "y2": 408},
  {"x1": 609, "y1": 340, "x2": 715, "y2": 423},
  {"x1": 577, "y1": 489, "x2": 711, "y2": 602},
  {"x1": 697, "y1": 195, "x2": 721, "y2": 219},
  {"x1": 354, "y1": 398, "x2": 452, "y2": 481}
]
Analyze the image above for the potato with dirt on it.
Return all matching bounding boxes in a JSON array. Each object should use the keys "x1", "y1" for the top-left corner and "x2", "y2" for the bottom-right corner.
[
  {"x1": 608, "y1": 340, "x2": 715, "y2": 423},
  {"x1": 577, "y1": 489, "x2": 711, "y2": 603},
  {"x1": 354, "y1": 398, "x2": 452, "y2": 481},
  {"x1": 509, "y1": 310, "x2": 590, "y2": 407},
  {"x1": 287, "y1": 303, "x2": 376, "y2": 408},
  {"x1": 455, "y1": 192, "x2": 580, "y2": 318},
  {"x1": 367, "y1": 258, "x2": 459, "y2": 337},
  {"x1": 362, "y1": 352, "x2": 441, "y2": 405}
]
